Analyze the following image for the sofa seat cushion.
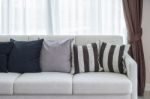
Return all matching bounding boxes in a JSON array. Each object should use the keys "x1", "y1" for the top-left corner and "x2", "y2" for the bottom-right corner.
[
  {"x1": 73, "y1": 72, "x2": 132, "y2": 94},
  {"x1": 0, "y1": 73, "x2": 20, "y2": 95},
  {"x1": 14, "y1": 72, "x2": 73, "y2": 94}
]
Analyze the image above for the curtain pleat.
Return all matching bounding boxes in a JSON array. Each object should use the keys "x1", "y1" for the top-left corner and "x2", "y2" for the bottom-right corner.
[{"x1": 122, "y1": 0, "x2": 145, "y2": 96}]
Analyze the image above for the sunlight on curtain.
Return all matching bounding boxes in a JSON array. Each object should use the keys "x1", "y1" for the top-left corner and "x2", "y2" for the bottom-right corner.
[
  {"x1": 0, "y1": 0, "x2": 52, "y2": 35},
  {"x1": 0, "y1": 0, "x2": 127, "y2": 40},
  {"x1": 51, "y1": 0, "x2": 126, "y2": 38}
]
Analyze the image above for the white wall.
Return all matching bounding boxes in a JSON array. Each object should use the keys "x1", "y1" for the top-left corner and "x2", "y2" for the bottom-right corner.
[{"x1": 142, "y1": 0, "x2": 150, "y2": 91}]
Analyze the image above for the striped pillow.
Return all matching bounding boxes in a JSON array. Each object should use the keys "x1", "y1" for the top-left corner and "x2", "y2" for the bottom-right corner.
[
  {"x1": 71, "y1": 42, "x2": 103, "y2": 74},
  {"x1": 99, "y1": 41, "x2": 130, "y2": 74}
]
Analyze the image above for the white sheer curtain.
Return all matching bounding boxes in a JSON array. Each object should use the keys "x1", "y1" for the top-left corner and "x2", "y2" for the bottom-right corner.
[
  {"x1": 0, "y1": 0, "x2": 52, "y2": 35},
  {"x1": 0, "y1": 0, "x2": 126, "y2": 38},
  {"x1": 51, "y1": 0, "x2": 126, "y2": 37}
]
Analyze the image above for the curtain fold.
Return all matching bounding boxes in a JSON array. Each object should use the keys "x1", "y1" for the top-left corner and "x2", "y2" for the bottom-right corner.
[{"x1": 122, "y1": 0, "x2": 145, "y2": 96}]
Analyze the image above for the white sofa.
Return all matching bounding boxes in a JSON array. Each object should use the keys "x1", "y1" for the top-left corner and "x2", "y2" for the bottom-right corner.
[{"x1": 0, "y1": 35, "x2": 137, "y2": 99}]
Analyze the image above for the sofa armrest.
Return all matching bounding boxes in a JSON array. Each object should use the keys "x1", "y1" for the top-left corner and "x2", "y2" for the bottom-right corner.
[{"x1": 124, "y1": 54, "x2": 137, "y2": 99}]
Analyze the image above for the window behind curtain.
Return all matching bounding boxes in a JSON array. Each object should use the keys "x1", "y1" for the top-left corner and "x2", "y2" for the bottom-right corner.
[
  {"x1": 51, "y1": 0, "x2": 126, "y2": 37},
  {"x1": 0, "y1": 0, "x2": 127, "y2": 39},
  {"x1": 0, "y1": 0, "x2": 51, "y2": 35}
]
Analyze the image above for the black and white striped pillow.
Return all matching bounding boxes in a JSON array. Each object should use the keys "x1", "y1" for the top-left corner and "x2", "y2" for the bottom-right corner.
[
  {"x1": 71, "y1": 42, "x2": 103, "y2": 74},
  {"x1": 99, "y1": 41, "x2": 130, "y2": 74}
]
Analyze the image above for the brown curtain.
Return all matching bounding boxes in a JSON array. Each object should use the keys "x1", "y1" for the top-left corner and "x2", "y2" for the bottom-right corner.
[{"x1": 122, "y1": 0, "x2": 145, "y2": 96}]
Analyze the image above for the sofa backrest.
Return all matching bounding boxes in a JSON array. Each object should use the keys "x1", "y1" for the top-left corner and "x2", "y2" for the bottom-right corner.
[{"x1": 0, "y1": 35, "x2": 123, "y2": 44}]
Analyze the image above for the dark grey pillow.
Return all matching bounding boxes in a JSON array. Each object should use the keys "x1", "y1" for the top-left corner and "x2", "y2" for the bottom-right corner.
[
  {"x1": 8, "y1": 39, "x2": 43, "y2": 73},
  {"x1": 0, "y1": 42, "x2": 13, "y2": 72},
  {"x1": 40, "y1": 39, "x2": 73, "y2": 73}
]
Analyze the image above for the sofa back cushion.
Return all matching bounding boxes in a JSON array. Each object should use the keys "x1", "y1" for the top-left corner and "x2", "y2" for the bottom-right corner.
[
  {"x1": 0, "y1": 35, "x2": 123, "y2": 44},
  {"x1": 40, "y1": 39, "x2": 73, "y2": 72},
  {"x1": 75, "y1": 36, "x2": 123, "y2": 45},
  {"x1": 8, "y1": 39, "x2": 43, "y2": 73}
]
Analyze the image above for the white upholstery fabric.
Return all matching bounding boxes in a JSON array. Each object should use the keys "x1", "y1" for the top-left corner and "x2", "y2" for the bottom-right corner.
[
  {"x1": 125, "y1": 54, "x2": 138, "y2": 99},
  {"x1": 73, "y1": 72, "x2": 132, "y2": 94},
  {"x1": 27, "y1": 35, "x2": 122, "y2": 45},
  {"x1": 14, "y1": 72, "x2": 73, "y2": 94},
  {"x1": 0, "y1": 35, "x2": 28, "y2": 42},
  {"x1": 0, "y1": 36, "x2": 136, "y2": 99},
  {"x1": 28, "y1": 35, "x2": 75, "y2": 41},
  {"x1": 75, "y1": 36, "x2": 123, "y2": 45},
  {"x1": 0, "y1": 35, "x2": 122, "y2": 44},
  {"x1": 0, "y1": 94, "x2": 131, "y2": 99},
  {"x1": 0, "y1": 73, "x2": 20, "y2": 95}
]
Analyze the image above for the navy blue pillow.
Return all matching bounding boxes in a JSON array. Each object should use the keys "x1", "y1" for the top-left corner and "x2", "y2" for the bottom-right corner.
[
  {"x1": 8, "y1": 39, "x2": 43, "y2": 73},
  {"x1": 0, "y1": 42, "x2": 13, "y2": 72}
]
